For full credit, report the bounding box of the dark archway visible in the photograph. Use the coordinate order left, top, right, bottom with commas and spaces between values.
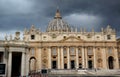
88, 60, 93, 69
108, 56, 114, 69
12, 52, 22, 77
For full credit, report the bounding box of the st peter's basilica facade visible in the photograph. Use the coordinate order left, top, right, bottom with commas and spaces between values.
0, 9, 120, 77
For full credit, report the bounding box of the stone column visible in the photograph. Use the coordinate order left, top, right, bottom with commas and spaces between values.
93, 47, 96, 68
21, 52, 25, 76
85, 47, 88, 68
76, 47, 79, 69
114, 47, 119, 69
102, 47, 107, 69
48, 47, 51, 69
67, 47, 70, 69
58, 47, 60, 69
8, 52, 12, 77
3, 51, 7, 77
61, 47, 64, 69
26, 49, 30, 76
82, 47, 85, 68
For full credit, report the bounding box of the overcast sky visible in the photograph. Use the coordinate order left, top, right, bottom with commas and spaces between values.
0, 0, 120, 39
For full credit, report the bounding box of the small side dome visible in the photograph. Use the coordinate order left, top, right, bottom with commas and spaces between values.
46, 9, 71, 32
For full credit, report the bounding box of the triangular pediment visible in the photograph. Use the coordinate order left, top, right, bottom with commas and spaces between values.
59, 36, 84, 42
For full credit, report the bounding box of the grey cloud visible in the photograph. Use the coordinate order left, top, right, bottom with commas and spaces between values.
0, 0, 120, 37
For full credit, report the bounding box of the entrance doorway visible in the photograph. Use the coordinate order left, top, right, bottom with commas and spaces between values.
79, 63, 82, 69
12, 52, 22, 77
88, 60, 93, 69
52, 61, 57, 69
64, 63, 67, 69
108, 56, 114, 69
71, 60, 75, 69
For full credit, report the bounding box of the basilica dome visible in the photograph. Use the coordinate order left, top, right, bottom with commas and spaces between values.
46, 9, 71, 32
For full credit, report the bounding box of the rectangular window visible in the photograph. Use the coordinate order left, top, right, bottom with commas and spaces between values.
63, 48, 67, 56
31, 48, 35, 55
108, 48, 112, 54
31, 35, 35, 40
107, 35, 111, 40
87, 48, 93, 55
70, 47, 75, 55
78, 48, 81, 55
52, 47, 57, 56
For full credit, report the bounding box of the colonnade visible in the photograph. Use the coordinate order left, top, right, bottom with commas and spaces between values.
8, 51, 26, 77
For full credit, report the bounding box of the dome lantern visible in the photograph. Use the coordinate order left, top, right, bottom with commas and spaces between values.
54, 9, 62, 19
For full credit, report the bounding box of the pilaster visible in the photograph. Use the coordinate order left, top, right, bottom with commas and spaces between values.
76, 47, 79, 69
82, 47, 85, 68
67, 47, 70, 69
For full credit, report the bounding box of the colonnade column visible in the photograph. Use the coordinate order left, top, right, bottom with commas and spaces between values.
67, 47, 70, 69
114, 47, 119, 69
61, 47, 64, 69
76, 47, 79, 69
21, 52, 25, 76
48, 47, 51, 69
82, 47, 85, 68
4, 48, 8, 77
26, 49, 30, 76
58, 47, 60, 69
93, 47, 96, 68
8, 52, 12, 77
102, 47, 107, 69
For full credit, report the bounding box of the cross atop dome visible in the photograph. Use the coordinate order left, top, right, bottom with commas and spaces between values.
54, 8, 62, 19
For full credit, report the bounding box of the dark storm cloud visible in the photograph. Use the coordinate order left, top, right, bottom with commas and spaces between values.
0, 0, 120, 38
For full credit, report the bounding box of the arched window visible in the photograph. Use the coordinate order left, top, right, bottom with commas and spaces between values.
29, 57, 36, 71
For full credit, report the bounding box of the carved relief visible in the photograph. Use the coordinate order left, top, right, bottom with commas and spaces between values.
41, 48, 48, 68
96, 48, 103, 68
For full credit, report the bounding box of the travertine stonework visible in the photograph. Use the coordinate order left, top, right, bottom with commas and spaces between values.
0, 9, 120, 76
